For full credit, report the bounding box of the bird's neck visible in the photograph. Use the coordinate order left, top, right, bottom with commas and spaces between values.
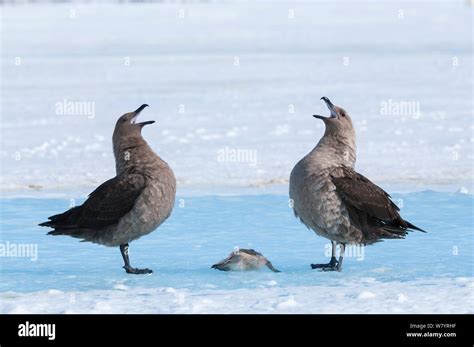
113, 136, 165, 176
311, 132, 357, 168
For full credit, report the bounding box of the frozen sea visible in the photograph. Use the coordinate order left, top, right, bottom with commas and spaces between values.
1, 191, 473, 313
0, 1, 473, 313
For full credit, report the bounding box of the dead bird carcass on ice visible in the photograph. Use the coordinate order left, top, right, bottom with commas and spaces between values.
212, 248, 280, 272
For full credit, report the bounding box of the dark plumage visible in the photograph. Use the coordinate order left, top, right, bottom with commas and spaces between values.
39, 174, 147, 237
39, 104, 176, 275
331, 166, 425, 244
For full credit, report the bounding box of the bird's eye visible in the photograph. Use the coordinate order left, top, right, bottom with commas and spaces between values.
122, 118, 128, 123
341, 113, 346, 117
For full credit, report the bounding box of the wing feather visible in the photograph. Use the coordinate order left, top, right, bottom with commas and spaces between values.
331, 167, 425, 241
40, 174, 147, 230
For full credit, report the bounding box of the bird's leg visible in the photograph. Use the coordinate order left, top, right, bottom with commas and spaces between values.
335, 243, 345, 272
311, 241, 339, 270
336, 243, 346, 272
119, 243, 153, 275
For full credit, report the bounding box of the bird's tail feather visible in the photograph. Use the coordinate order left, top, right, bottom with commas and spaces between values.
378, 227, 407, 238
47, 228, 96, 241
47, 229, 78, 236
211, 263, 230, 271
375, 219, 425, 240
405, 220, 426, 232
39, 206, 88, 239
38, 206, 81, 229
265, 261, 281, 273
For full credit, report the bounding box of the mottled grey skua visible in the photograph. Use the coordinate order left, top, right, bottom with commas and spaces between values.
40, 104, 176, 274
289, 97, 425, 272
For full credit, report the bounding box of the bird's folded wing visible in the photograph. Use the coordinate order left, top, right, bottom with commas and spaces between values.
330, 167, 400, 222
74, 173, 147, 229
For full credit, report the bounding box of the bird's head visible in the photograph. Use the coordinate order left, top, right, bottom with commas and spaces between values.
313, 96, 354, 132
113, 104, 155, 141
312, 97, 357, 166
313, 97, 355, 137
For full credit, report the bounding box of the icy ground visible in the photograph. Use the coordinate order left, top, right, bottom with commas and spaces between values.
0, 2, 473, 313
4, 278, 473, 314
0, 2, 473, 192
1, 191, 473, 313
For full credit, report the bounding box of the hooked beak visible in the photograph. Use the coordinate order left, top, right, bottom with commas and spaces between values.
313, 97, 338, 120
131, 104, 155, 127
134, 104, 149, 114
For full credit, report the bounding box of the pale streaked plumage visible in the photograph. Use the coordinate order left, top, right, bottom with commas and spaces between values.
289, 97, 425, 272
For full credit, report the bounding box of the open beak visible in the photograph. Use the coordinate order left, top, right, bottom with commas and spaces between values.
131, 104, 155, 126
313, 97, 338, 120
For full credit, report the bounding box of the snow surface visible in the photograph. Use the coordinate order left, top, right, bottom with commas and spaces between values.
0, 2, 473, 314
3, 277, 473, 314
0, 1, 472, 193
1, 192, 473, 313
